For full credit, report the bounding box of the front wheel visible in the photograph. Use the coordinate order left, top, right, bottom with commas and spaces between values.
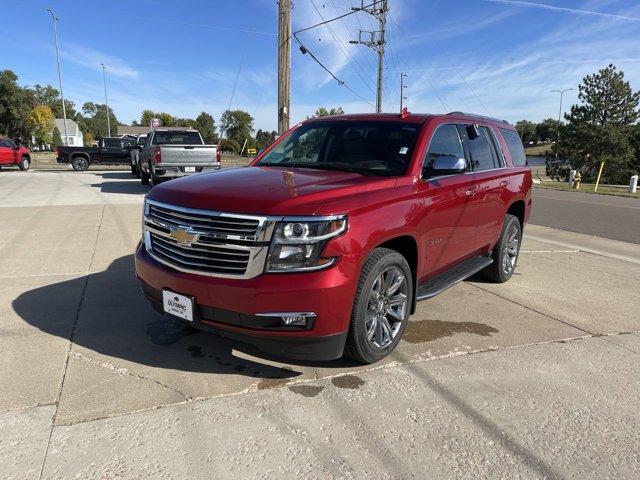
481, 214, 522, 283
71, 156, 89, 171
345, 248, 413, 364
18, 156, 30, 171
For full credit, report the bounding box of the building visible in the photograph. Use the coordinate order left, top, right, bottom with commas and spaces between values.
117, 125, 194, 137
54, 119, 84, 147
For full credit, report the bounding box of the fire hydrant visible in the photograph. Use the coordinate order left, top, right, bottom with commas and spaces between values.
572, 171, 582, 190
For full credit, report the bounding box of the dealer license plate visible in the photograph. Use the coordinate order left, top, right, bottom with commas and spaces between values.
184, 166, 196, 172
162, 290, 194, 321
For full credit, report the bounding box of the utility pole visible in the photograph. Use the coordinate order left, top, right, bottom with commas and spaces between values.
551, 88, 573, 158
400, 72, 407, 112
350, 0, 388, 113
46, 8, 69, 146
101, 64, 111, 137
277, 0, 291, 135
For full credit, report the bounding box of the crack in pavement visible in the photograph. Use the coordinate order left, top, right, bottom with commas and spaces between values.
37, 204, 105, 480
69, 351, 192, 402
469, 283, 640, 358
48, 331, 638, 428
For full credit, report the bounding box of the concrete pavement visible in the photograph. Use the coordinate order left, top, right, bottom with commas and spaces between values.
1, 169, 639, 479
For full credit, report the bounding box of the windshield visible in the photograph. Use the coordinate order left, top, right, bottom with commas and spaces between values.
137, 136, 147, 145
153, 131, 202, 145
257, 121, 421, 176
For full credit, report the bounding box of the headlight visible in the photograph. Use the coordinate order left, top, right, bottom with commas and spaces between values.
266, 216, 347, 272
142, 197, 152, 252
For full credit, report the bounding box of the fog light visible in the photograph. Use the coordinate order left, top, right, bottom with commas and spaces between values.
256, 312, 316, 329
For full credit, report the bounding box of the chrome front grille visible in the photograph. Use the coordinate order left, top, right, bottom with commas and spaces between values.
143, 199, 278, 278
148, 202, 260, 239
150, 233, 251, 275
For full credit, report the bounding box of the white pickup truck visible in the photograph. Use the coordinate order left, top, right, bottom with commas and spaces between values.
139, 129, 221, 186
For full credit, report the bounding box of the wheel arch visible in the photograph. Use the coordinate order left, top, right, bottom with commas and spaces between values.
506, 199, 526, 229
374, 235, 419, 314
70, 152, 90, 161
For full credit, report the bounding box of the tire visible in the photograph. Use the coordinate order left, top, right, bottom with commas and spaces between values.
344, 248, 413, 364
71, 156, 89, 171
18, 156, 30, 171
481, 214, 522, 283
140, 165, 150, 185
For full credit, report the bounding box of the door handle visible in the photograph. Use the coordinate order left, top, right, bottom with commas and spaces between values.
499, 180, 508, 187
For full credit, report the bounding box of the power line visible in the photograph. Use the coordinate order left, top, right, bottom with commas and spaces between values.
293, 33, 375, 107
309, 0, 376, 95
293, 1, 378, 35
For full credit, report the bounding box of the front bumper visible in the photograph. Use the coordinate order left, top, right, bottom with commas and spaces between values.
135, 243, 359, 361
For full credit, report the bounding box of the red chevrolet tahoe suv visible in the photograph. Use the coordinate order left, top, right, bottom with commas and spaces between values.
135, 112, 532, 364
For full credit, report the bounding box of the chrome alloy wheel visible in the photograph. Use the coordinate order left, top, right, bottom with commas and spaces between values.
502, 222, 520, 275
365, 266, 408, 349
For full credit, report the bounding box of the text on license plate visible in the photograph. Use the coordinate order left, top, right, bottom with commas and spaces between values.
162, 290, 194, 321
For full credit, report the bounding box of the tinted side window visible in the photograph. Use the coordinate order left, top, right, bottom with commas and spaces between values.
460, 125, 497, 171
103, 138, 121, 148
423, 124, 464, 174
499, 128, 527, 166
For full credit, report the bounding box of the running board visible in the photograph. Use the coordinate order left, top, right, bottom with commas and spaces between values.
416, 255, 493, 301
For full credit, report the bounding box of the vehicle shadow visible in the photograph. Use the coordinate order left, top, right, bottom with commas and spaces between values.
90, 171, 150, 195
12, 255, 314, 380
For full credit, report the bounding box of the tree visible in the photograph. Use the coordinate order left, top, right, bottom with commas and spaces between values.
52, 127, 63, 148
220, 110, 254, 145
195, 112, 217, 143
219, 138, 241, 154
0, 70, 35, 139
535, 118, 557, 143
83, 131, 94, 147
314, 107, 344, 117
514, 120, 537, 144
28, 105, 55, 146
32, 84, 77, 119
79, 102, 118, 138
559, 65, 640, 183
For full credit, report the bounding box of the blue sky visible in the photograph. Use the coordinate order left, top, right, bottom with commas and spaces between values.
2, 0, 639, 131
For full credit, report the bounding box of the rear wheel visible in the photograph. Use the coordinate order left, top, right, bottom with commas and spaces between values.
345, 248, 413, 364
140, 164, 150, 185
71, 156, 89, 171
481, 214, 521, 283
18, 156, 30, 171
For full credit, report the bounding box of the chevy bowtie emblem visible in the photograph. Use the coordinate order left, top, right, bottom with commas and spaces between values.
169, 227, 198, 245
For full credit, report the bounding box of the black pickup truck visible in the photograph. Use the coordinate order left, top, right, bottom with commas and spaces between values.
56, 137, 136, 171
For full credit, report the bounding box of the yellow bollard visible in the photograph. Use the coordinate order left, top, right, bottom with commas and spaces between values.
594, 161, 605, 192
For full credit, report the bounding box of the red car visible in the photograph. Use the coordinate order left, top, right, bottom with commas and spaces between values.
135, 112, 532, 364
0, 138, 31, 170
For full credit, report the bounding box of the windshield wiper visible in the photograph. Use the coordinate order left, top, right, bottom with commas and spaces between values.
258, 162, 384, 176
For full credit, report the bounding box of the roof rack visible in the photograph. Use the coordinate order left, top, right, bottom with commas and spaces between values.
447, 111, 510, 125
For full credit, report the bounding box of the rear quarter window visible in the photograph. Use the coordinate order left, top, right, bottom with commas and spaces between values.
499, 128, 527, 166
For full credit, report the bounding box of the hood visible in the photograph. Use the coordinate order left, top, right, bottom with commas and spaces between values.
148, 166, 397, 216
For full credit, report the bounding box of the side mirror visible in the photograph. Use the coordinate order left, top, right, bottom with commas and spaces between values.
424, 156, 467, 178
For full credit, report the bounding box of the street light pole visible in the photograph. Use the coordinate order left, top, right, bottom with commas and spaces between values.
101, 64, 111, 137
551, 88, 573, 157
400, 72, 407, 112
46, 8, 69, 146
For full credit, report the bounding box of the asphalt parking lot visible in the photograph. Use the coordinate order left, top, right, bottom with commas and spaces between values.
1, 170, 639, 479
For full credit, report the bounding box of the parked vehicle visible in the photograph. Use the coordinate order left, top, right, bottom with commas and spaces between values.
129, 135, 147, 177
0, 138, 31, 171
138, 129, 221, 186
135, 112, 532, 364
56, 137, 136, 171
